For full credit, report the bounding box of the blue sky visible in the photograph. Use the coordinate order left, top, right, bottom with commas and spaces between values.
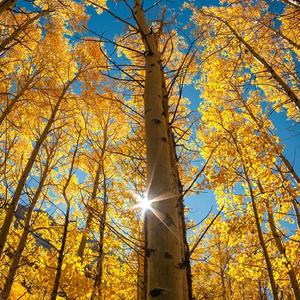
85, 0, 300, 224
18, 0, 299, 224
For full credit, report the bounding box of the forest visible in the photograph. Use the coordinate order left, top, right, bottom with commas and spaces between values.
0, 0, 299, 299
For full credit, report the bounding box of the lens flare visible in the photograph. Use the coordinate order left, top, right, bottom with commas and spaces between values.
137, 196, 151, 212
131, 194, 151, 212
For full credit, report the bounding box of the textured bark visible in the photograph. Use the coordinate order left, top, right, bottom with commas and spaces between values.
2, 160, 50, 299
134, 1, 188, 299
161, 72, 192, 300
0, 81, 73, 256
137, 226, 146, 300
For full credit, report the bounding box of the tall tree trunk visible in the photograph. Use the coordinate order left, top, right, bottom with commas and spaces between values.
51, 201, 70, 300
1, 160, 50, 299
90, 173, 108, 300
160, 65, 192, 299
78, 117, 108, 258
0, 79, 75, 256
134, 1, 188, 299
137, 225, 146, 300
77, 163, 102, 258
257, 182, 300, 299
267, 208, 300, 299
244, 175, 279, 300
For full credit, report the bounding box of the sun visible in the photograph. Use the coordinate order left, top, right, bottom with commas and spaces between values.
137, 196, 152, 212
131, 193, 152, 213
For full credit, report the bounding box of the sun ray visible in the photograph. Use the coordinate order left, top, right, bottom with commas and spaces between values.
130, 190, 180, 241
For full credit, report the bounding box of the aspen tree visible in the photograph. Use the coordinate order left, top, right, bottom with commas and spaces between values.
134, 1, 189, 299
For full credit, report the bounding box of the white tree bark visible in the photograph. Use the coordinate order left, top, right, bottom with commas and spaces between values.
134, 1, 188, 299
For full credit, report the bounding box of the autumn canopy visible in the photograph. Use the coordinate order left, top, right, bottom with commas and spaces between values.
0, 0, 299, 299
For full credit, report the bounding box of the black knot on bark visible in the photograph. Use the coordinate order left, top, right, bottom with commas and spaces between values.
151, 118, 161, 125
145, 248, 156, 257
149, 288, 164, 298
164, 251, 173, 259
164, 214, 175, 227
145, 50, 153, 56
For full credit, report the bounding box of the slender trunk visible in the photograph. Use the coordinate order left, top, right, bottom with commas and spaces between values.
279, 154, 300, 184
267, 208, 300, 299
77, 163, 102, 257
51, 202, 70, 300
0, 0, 16, 15
2, 161, 50, 299
0, 10, 50, 52
291, 199, 300, 229
78, 119, 108, 258
275, 165, 300, 229
90, 175, 108, 300
245, 176, 279, 300
215, 14, 300, 110
51, 133, 80, 300
257, 181, 300, 299
258, 281, 262, 300
268, 24, 300, 51
137, 226, 146, 300
134, 1, 187, 299
0, 79, 74, 256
